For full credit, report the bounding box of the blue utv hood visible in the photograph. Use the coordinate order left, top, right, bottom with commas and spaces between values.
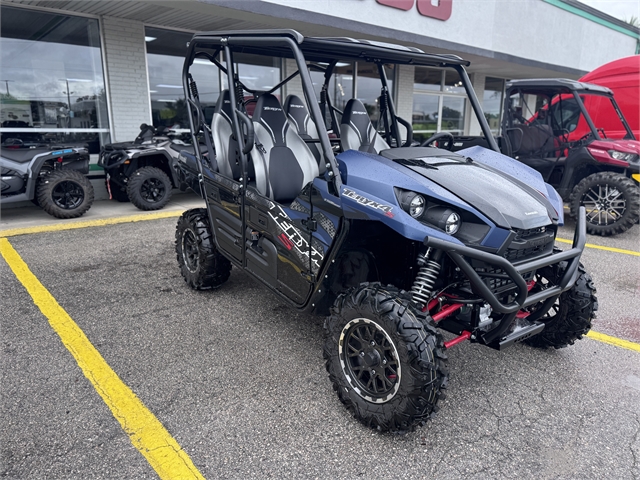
336, 146, 563, 235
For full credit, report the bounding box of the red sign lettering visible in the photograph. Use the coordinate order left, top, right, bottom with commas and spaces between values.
416, 0, 452, 21
376, 0, 452, 21
376, 0, 414, 11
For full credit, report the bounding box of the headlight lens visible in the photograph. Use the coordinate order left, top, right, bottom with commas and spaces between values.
423, 206, 461, 235
409, 195, 425, 218
394, 188, 489, 242
398, 191, 426, 218
445, 211, 461, 235
608, 150, 638, 163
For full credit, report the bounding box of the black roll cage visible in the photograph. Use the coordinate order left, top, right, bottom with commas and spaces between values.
503, 83, 636, 143
181, 29, 500, 199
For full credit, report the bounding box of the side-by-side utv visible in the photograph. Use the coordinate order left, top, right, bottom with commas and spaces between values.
172, 30, 596, 433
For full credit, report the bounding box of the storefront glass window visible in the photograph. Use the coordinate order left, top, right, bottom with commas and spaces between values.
483, 77, 504, 134
310, 63, 354, 113
412, 66, 468, 141
443, 70, 466, 94
441, 96, 466, 134
412, 93, 439, 135
414, 67, 442, 92
232, 53, 282, 115
0, 6, 110, 152
357, 63, 395, 127
235, 53, 281, 94
146, 27, 220, 130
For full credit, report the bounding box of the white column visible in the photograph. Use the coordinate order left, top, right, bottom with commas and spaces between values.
283, 58, 305, 100
467, 72, 486, 136
395, 64, 415, 141
101, 16, 151, 142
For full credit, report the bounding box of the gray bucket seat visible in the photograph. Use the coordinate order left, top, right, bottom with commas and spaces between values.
252, 94, 319, 203
340, 98, 389, 153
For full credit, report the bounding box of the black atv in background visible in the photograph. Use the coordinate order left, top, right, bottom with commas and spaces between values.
1, 141, 94, 218
99, 124, 201, 211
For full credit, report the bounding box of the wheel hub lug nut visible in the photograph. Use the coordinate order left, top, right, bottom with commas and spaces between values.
370, 341, 375, 346
371, 370, 376, 375
360, 352, 365, 357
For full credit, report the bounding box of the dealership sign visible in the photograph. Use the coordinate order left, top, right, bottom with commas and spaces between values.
376, 0, 452, 21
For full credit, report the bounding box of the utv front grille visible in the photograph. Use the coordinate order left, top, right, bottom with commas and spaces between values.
468, 264, 534, 296
504, 225, 556, 263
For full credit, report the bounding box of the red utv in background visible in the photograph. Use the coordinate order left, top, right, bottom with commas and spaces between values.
500, 79, 639, 236
579, 55, 639, 140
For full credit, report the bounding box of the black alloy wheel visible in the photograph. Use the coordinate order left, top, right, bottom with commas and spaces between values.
340, 318, 401, 403
181, 227, 200, 273
52, 180, 85, 210
127, 166, 172, 211
139, 177, 166, 204
570, 172, 640, 236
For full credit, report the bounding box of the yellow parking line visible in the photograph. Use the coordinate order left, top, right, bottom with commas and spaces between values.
0, 210, 185, 238
556, 237, 640, 257
587, 331, 640, 353
0, 238, 204, 480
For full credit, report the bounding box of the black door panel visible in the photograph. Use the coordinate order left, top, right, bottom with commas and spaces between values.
204, 176, 242, 262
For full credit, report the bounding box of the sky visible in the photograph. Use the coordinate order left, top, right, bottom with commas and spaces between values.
578, 0, 640, 23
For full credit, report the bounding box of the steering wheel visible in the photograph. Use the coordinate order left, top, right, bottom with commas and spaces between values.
420, 132, 455, 150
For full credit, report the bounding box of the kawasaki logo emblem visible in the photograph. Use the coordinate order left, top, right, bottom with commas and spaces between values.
343, 188, 394, 217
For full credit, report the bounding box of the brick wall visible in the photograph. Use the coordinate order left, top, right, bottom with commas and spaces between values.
101, 16, 151, 142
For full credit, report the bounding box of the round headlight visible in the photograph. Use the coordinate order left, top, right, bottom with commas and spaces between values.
409, 195, 425, 218
445, 212, 461, 235
423, 206, 463, 235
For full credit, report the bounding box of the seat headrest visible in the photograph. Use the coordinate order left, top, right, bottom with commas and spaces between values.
341, 98, 372, 131
214, 90, 233, 123
284, 95, 310, 135
253, 94, 287, 145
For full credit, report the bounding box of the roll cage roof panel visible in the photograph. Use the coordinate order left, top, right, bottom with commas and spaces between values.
188, 29, 470, 67
182, 28, 500, 192
506, 78, 613, 97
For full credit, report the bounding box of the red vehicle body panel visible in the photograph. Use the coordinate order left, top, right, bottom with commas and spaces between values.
578, 55, 640, 140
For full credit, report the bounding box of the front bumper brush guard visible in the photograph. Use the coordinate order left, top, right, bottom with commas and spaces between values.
97, 148, 134, 170
424, 207, 586, 346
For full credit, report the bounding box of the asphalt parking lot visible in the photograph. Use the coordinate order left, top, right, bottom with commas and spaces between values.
1, 196, 639, 479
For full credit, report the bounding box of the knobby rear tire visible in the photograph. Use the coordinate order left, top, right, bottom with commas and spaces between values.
127, 166, 172, 211
36, 169, 94, 219
175, 208, 231, 290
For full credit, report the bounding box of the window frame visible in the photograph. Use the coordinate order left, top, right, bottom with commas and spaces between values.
0, 5, 113, 147
412, 67, 468, 137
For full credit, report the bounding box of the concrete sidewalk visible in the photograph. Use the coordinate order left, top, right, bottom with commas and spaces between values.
0, 191, 205, 233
